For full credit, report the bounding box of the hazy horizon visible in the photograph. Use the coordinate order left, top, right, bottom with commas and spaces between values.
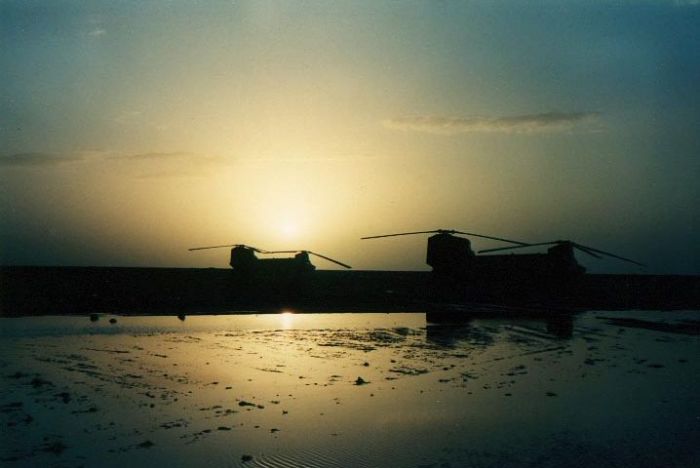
1, 1, 699, 275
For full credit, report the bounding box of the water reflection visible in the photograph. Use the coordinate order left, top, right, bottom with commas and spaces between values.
426, 315, 574, 347
1, 311, 698, 467
545, 315, 574, 338
278, 311, 295, 330
425, 322, 494, 347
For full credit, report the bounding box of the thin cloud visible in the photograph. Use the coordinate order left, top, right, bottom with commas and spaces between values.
0, 152, 83, 167
134, 167, 219, 179
113, 151, 229, 166
108, 151, 231, 178
88, 28, 107, 37
383, 112, 601, 135
110, 151, 195, 161
0, 150, 228, 178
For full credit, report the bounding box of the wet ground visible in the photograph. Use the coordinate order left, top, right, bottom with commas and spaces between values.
1, 311, 698, 467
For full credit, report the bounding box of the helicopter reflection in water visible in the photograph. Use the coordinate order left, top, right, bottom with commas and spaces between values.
426, 314, 575, 348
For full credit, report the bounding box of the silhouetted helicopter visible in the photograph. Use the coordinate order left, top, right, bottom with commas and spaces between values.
361, 229, 529, 277
361, 230, 643, 280
188, 243, 351, 273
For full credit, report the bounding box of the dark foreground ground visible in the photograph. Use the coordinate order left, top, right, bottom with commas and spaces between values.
1, 266, 699, 316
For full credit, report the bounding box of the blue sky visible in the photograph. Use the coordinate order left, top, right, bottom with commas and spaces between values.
1, 0, 698, 274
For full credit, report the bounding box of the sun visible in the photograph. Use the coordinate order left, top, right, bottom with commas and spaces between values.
280, 222, 299, 238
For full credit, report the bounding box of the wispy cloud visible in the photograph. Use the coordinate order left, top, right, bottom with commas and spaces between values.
0, 150, 230, 179
85, 15, 107, 38
134, 167, 218, 179
109, 151, 231, 178
109, 151, 195, 161
113, 151, 228, 166
0, 152, 83, 167
383, 112, 601, 135
88, 28, 107, 37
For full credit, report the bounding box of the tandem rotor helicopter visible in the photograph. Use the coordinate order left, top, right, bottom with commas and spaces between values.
360, 229, 644, 279
188, 243, 351, 274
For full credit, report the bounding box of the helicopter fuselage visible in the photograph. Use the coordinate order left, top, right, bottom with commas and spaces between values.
229, 246, 315, 275
426, 233, 585, 281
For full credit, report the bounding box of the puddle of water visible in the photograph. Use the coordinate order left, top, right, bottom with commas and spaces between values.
1, 311, 698, 467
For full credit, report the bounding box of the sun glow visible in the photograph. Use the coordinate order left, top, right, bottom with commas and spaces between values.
279, 311, 295, 329
280, 222, 299, 238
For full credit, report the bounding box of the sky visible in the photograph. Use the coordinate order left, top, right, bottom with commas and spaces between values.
1, 0, 699, 274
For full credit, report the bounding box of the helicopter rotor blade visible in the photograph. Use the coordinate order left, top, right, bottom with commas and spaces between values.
307, 251, 352, 269
362, 229, 527, 246
188, 244, 239, 251
573, 243, 645, 266
361, 230, 448, 240
479, 241, 556, 254
188, 244, 263, 252
569, 243, 603, 259
451, 231, 529, 246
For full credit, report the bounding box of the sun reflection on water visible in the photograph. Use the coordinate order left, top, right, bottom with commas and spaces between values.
279, 310, 295, 329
